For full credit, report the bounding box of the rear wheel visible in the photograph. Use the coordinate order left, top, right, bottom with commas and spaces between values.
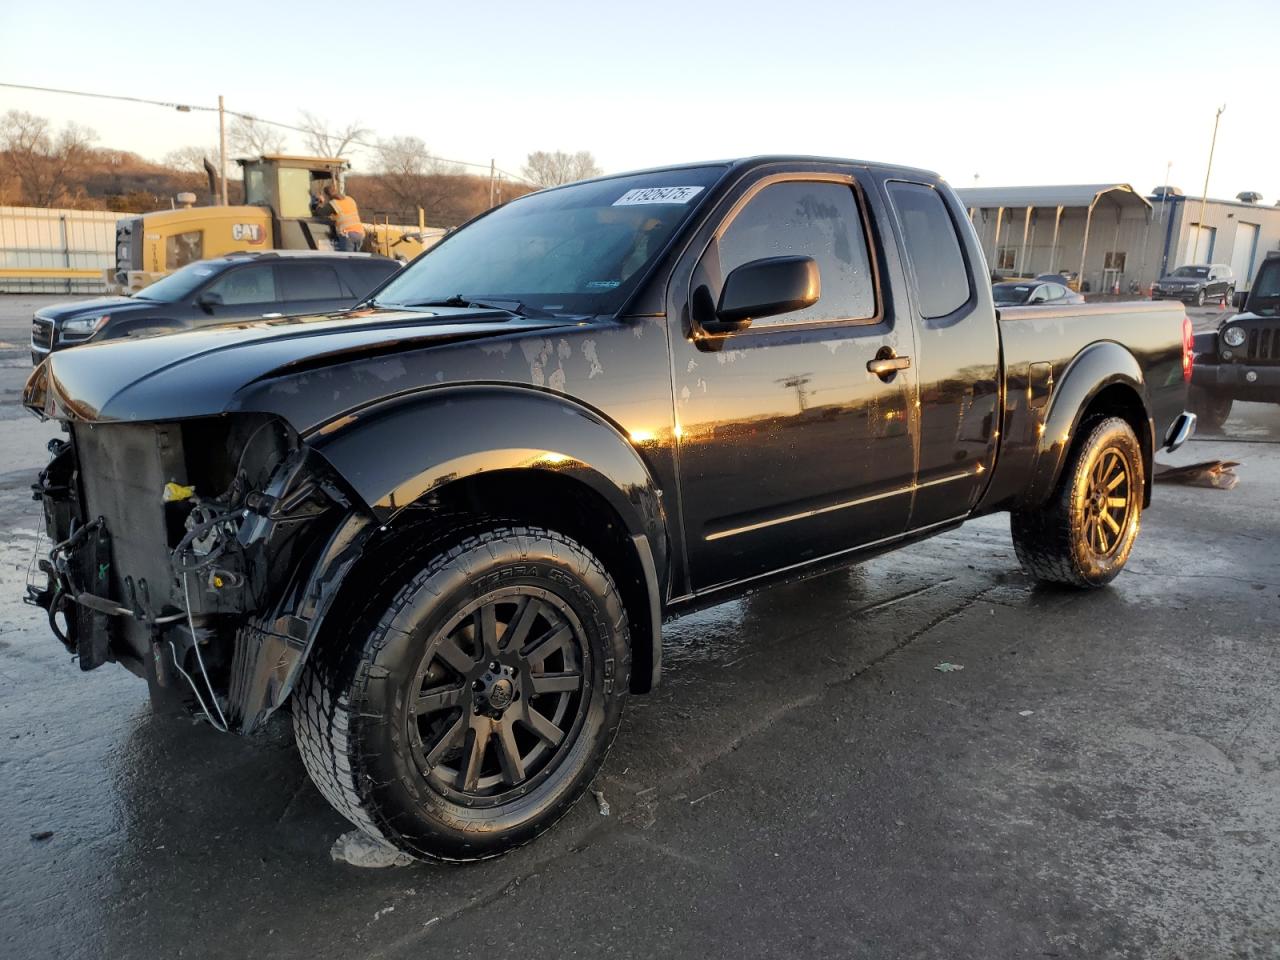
1010, 417, 1144, 588
293, 525, 630, 861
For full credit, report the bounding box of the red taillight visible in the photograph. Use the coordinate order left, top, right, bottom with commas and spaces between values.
1182, 314, 1194, 382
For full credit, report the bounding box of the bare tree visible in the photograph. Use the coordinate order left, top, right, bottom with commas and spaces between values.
0, 110, 97, 207
228, 115, 287, 157
163, 145, 219, 173
298, 111, 369, 159
373, 136, 466, 220
521, 150, 602, 187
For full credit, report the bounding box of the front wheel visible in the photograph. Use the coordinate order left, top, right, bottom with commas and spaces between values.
293, 526, 630, 862
1195, 289, 1206, 307
1190, 385, 1233, 432
1010, 417, 1144, 588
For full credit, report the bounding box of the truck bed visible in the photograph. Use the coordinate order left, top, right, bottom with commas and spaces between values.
978, 300, 1188, 513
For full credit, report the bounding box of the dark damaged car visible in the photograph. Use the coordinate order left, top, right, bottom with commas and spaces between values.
23, 157, 1195, 862
30, 251, 400, 363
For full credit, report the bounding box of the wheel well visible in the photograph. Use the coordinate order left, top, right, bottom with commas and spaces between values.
1075, 383, 1153, 506
364, 470, 660, 695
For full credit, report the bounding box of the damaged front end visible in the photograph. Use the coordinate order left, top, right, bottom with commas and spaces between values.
26, 412, 373, 734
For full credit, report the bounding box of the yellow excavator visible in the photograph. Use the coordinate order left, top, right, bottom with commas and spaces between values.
105, 155, 444, 292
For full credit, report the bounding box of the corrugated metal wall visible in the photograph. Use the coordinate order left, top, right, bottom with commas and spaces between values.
0, 206, 117, 293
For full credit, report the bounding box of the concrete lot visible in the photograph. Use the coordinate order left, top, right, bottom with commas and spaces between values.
1, 295, 1277, 959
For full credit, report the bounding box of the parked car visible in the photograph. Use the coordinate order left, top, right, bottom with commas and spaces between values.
992, 279, 1085, 306
1152, 263, 1235, 307
30, 251, 400, 363
23, 156, 1194, 863
1037, 271, 1079, 287
1189, 251, 1280, 429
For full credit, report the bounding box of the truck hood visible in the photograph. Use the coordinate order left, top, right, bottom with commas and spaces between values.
25, 306, 580, 425
34, 295, 149, 322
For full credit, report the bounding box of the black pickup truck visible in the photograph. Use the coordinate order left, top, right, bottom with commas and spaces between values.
23, 157, 1194, 862
1189, 250, 1280, 430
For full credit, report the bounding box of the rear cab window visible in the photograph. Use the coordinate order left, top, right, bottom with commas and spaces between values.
886, 181, 972, 319
344, 259, 401, 298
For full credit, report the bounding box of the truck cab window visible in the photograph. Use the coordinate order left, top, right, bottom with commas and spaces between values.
280, 263, 343, 301
709, 180, 876, 326
887, 181, 971, 319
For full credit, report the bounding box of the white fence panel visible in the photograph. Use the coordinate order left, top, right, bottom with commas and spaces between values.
0, 206, 119, 293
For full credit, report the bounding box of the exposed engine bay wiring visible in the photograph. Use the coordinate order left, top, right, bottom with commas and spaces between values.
177, 571, 229, 733
170, 505, 249, 574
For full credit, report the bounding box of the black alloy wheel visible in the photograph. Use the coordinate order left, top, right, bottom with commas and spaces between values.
408, 588, 590, 804
293, 525, 631, 862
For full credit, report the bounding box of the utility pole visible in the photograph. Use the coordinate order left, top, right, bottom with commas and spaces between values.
775, 374, 813, 414
1191, 105, 1225, 263
218, 94, 229, 206
489, 158, 496, 208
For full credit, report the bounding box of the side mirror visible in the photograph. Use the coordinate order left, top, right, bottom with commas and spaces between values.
1232, 290, 1247, 309
197, 291, 223, 311
704, 255, 821, 334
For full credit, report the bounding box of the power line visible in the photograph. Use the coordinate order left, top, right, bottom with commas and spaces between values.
0, 81, 210, 114
0, 80, 536, 185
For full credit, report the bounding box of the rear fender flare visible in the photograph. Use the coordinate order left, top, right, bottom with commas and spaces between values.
1021, 341, 1152, 507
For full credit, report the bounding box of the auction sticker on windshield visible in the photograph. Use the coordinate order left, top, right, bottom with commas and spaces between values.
613, 186, 705, 205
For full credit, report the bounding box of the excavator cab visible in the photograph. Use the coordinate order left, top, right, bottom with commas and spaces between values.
238, 155, 350, 251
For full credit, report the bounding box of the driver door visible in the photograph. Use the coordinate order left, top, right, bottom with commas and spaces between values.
667, 170, 918, 593
194, 263, 282, 326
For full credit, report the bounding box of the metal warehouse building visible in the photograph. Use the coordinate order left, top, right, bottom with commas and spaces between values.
955, 184, 1280, 294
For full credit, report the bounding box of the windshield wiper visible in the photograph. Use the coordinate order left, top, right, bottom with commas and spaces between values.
392, 295, 554, 318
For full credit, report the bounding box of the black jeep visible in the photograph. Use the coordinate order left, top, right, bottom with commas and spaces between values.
1190, 251, 1280, 430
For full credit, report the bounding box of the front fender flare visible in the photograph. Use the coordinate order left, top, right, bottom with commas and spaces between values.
1021, 341, 1151, 508
305, 384, 670, 691
306, 385, 667, 553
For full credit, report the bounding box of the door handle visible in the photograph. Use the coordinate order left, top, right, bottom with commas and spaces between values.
866, 353, 911, 381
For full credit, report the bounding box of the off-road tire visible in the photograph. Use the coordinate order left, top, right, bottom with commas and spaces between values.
292, 525, 630, 862
1010, 417, 1144, 588
1189, 385, 1233, 433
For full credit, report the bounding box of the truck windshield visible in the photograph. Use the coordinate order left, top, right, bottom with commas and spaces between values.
374, 166, 726, 315
1249, 261, 1280, 315
133, 261, 222, 302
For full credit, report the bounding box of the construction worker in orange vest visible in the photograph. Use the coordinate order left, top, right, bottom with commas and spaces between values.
317, 183, 366, 252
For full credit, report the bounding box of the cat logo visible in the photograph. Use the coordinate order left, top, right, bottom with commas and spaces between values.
232, 223, 265, 244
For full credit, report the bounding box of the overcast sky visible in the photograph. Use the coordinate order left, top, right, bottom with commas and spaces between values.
3, 0, 1277, 201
